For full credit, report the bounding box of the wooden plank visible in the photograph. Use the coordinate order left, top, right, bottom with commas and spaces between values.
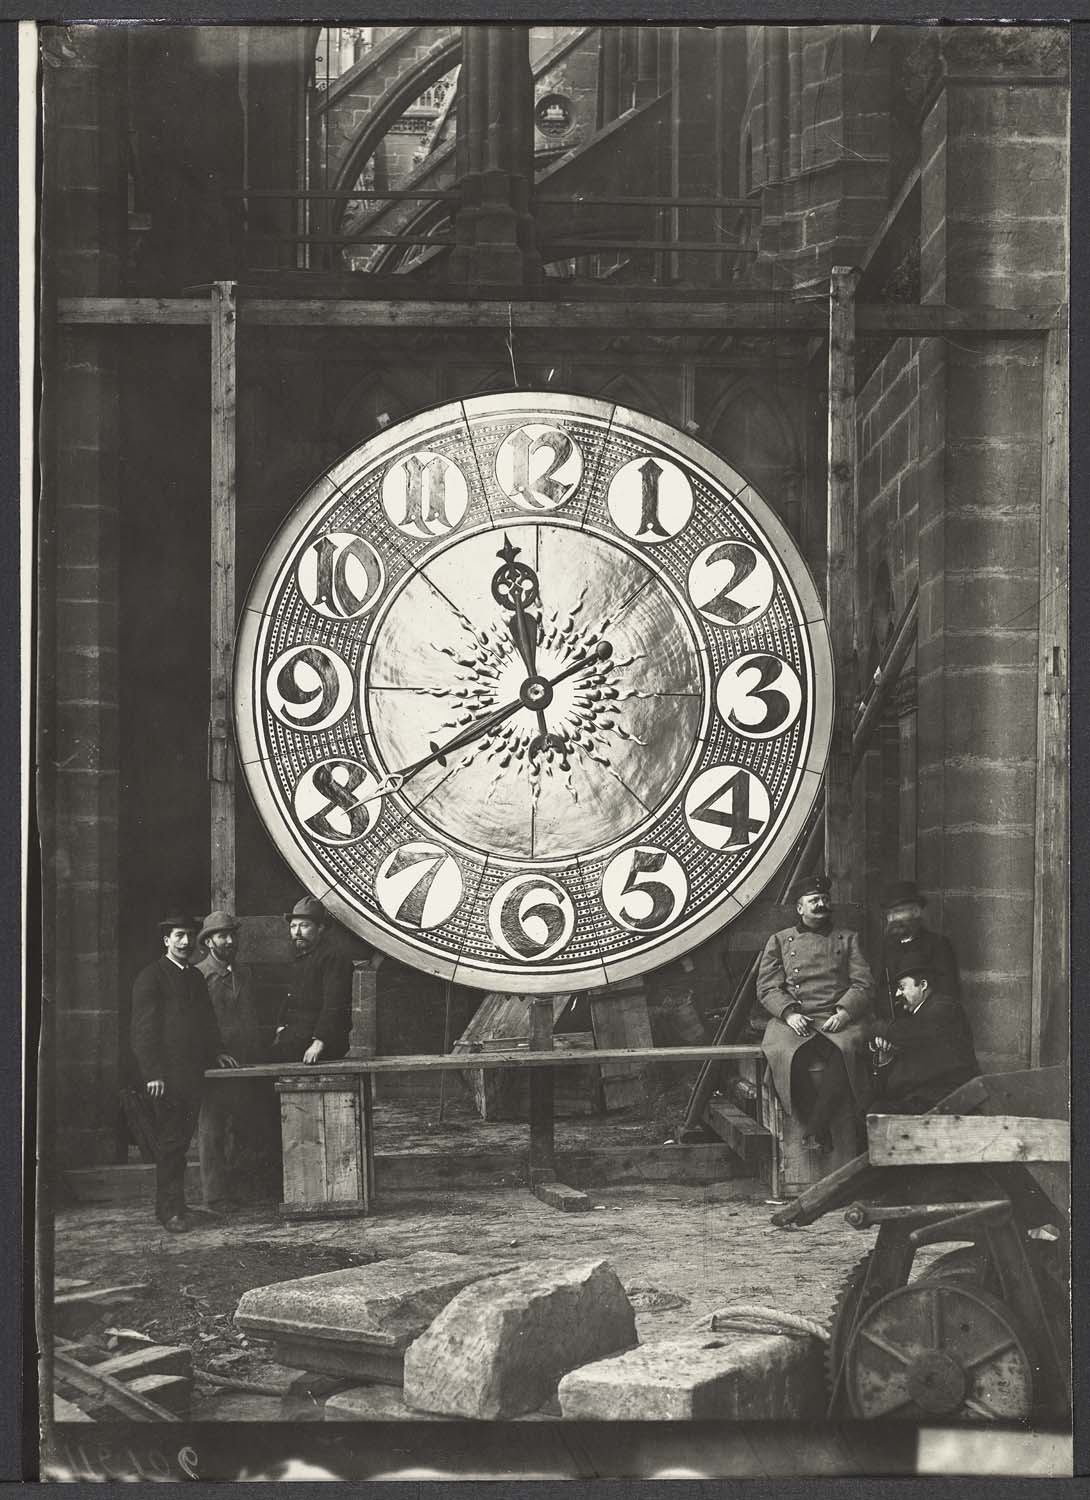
207, 1044, 765, 1078
590, 991, 653, 1109
826, 267, 860, 908
322, 1089, 361, 1202
858, 165, 920, 279
53, 1394, 93, 1422
94, 1346, 191, 1381
57, 296, 1061, 334
55, 1282, 149, 1307
528, 997, 555, 1175
54, 1352, 180, 1423
209, 281, 237, 912
867, 1113, 1069, 1166
1031, 316, 1069, 1068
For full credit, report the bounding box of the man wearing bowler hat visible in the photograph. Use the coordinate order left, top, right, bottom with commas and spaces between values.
197, 910, 276, 1210
273, 896, 356, 1063
870, 958, 979, 1113
757, 874, 875, 1153
130, 915, 237, 1231
879, 879, 961, 1018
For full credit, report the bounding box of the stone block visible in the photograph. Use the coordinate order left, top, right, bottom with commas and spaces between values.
235, 1251, 516, 1386
531, 1179, 593, 1212
403, 1259, 637, 1420
557, 1330, 826, 1420
324, 1385, 457, 1421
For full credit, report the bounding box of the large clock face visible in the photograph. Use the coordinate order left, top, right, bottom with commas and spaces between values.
235, 393, 832, 992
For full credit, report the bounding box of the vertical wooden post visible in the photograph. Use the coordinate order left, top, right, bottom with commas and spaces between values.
210, 280, 237, 912
527, 996, 555, 1180
1030, 316, 1069, 1067
826, 267, 859, 907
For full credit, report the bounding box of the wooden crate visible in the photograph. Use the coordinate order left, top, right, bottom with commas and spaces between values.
760, 1057, 857, 1197
276, 1075, 374, 1219
590, 986, 653, 1109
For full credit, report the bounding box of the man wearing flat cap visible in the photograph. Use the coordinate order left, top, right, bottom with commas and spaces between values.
869, 959, 979, 1113
273, 896, 356, 1063
196, 911, 275, 1210
130, 915, 237, 1231
879, 879, 961, 1019
757, 874, 875, 1153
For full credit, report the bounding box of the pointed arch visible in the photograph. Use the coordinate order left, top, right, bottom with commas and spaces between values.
585, 372, 669, 421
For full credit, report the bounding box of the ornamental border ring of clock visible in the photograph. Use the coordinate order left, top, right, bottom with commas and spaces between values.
355, 513, 714, 872
233, 392, 834, 993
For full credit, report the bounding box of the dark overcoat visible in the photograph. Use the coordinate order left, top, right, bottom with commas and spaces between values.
871, 992, 979, 1113
881, 927, 961, 1017
130, 956, 224, 1099
758, 923, 875, 1115
274, 933, 353, 1061
197, 953, 264, 1063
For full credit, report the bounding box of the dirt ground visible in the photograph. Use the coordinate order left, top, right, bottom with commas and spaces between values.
47, 1084, 885, 1421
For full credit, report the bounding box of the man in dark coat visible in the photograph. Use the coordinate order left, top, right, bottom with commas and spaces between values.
758, 873, 875, 1153
273, 897, 354, 1063
196, 909, 278, 1210
130, 915, 237, 1231
879, 879, 961, 1018
870, 959, 980, 1113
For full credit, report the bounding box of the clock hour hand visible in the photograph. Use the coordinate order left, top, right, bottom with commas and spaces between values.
491, 533, 541, 680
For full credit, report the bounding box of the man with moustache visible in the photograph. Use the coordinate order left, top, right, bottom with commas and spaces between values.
757, 874, 875, 1153
130, 915, 237, 1231
196, 910, 277, 1210
273, 896, 355, 1063
870, 959, 979, 1113
879, 879, 961, 1018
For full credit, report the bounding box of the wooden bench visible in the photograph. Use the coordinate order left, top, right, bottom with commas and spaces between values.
206, 1045, 765, 1219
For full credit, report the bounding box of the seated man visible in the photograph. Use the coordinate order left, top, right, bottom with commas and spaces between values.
758, 874, 875, 1153
879, 879, 961, 1016
870, 960, 980, 1114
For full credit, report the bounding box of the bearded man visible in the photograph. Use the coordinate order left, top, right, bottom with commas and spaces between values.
273, 896, 354, 1063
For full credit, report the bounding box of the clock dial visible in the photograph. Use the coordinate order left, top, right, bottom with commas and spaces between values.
235, 393, 832, 992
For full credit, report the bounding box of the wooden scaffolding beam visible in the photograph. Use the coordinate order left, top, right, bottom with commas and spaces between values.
209, 281, 237, 912
825, 267, 859, 905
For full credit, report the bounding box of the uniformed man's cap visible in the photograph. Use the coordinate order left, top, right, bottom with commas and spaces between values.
158, 913, 200, 934
790, 873, 831, 904
284, 896, 328, 925
199, 909, 241, 945
892, 957, 933, 984
881, 879, 926, 911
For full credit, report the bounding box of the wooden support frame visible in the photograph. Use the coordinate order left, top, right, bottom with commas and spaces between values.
825, 267, 859, 904
209, 281, 237, 912
1031, 313, 1069, 1068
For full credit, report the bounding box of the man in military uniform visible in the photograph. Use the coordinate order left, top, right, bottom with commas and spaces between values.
758, 874, 875, 1152
196, 910, 278, 1209
130, 915, 236, 1231
879, 879, 961, 1018
273, 896, 355, 1063
870, 959, 979, 1113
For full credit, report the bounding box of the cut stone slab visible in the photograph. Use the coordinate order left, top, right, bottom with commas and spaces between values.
403, 1258, 637, 1420
235, 1251, 516, 1386
557, 1330, 826, 1420
324, 1385, 559, 1421
531, 1179, 594, 1212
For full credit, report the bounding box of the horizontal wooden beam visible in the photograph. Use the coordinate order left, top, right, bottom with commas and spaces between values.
56, 296, 1063, 335
206, 1043, 763, 1079
867, 1112, 1070, 1166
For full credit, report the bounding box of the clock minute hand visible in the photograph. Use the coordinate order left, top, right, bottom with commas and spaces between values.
368, 640, 613, 801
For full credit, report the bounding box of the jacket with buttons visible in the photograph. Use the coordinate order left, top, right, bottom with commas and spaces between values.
757, 922, 874, 1022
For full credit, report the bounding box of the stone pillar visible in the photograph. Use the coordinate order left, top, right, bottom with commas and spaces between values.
450, 25, 541, 289
915, 27, 1068, 1070
40, 25, 127, 1163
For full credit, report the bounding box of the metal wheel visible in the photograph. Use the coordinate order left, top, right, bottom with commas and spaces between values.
843, 1282, 1035, 1421
826, 1251, 874, 1396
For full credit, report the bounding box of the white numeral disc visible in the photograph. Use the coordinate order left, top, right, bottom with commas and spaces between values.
375, 842, 463, 930
602, 845, 688, 932
495, 424, 583, 511
687, 541, 775, 628
297, 533, 384, 619
607, 455, 692, 543
684, 764, 771, 851
715, 653, 803, 738
293, 759, 381, 845
266, 644, 354, 732
381, 450, 469, 538
489, 874, 575, 961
